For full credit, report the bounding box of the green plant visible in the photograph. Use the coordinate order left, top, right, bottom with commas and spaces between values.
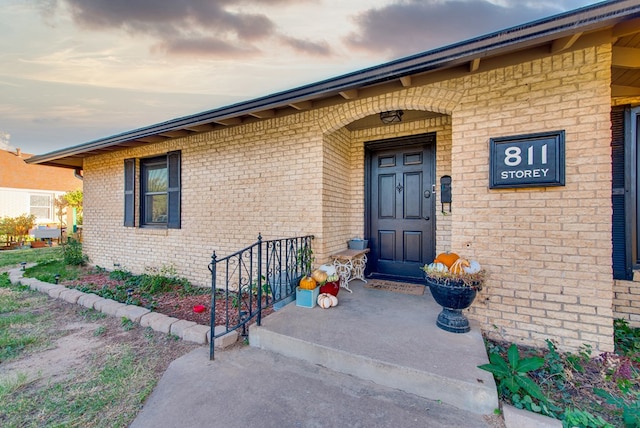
134, 265, 186, 294
109, 268, 134, 281
562, 408, 614, 428
120, 317, 135, 331
595, 389, 640, 428
79, 308, 107, 321
479, 343, 549, 411
615, 319, 640, 358
62, 237, 88, 265
296, 244, 314, 274
94, 326, 107, 336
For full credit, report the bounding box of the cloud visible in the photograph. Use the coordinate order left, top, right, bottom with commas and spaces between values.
280, 36, 331, 56
39, 0, 332, 57
344, 0, 592, 59
152, 37, 260, 57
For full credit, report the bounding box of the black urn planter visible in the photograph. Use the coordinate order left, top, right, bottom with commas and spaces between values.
425, 277, 481, 333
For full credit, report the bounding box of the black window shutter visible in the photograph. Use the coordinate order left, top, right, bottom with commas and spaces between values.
124, 158, 135, 227
167, 151, 181, 229
611, 107, 628, 279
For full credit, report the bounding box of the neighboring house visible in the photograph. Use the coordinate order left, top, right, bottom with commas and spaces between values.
0, 148, 82, 224
27, 1, 640, 353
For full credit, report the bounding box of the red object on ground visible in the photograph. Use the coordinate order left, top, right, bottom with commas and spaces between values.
319, 281, 340, 296
193, 305, 206, 313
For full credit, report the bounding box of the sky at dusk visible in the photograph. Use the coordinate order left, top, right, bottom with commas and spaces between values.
0, 0, 604, 155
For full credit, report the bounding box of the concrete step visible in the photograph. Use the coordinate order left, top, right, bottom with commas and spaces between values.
132, 346, 492, 428
249, 281, 499, 415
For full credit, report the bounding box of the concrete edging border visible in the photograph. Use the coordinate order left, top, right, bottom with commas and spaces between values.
6, 266, 238, 347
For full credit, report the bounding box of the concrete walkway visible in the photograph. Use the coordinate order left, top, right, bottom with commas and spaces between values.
132, 280, 500, 427
131, 345, 493, 428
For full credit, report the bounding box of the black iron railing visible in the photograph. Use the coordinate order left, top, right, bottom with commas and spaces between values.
208, 234, 313, 360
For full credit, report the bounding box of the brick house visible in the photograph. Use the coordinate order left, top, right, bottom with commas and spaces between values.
27, 2, 640, 352
0, 148, 82, 224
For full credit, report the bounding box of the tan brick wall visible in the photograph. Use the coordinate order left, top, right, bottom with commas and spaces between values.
451, 45, 615, 352
83, 41, 616, 352
614, 279, 640, 327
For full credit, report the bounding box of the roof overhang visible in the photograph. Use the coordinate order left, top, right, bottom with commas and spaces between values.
27, 0, 640, 169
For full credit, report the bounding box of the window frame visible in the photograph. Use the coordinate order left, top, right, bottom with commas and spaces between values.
141, 155, 169, 227
124, 151, 181, 229
29, 193, 53, 221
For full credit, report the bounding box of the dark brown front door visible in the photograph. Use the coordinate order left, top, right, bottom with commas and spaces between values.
366, 134, 436, 280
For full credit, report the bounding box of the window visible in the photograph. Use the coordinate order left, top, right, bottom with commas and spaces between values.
612, 106, 640, 280
142, 157, 168, 225
30, 193, 52, 220
124, 151, 181, 228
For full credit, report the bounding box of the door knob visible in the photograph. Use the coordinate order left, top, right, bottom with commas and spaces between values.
423, 216, 430, 221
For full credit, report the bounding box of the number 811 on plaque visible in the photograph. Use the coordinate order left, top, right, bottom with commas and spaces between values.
489, 130, 565, 189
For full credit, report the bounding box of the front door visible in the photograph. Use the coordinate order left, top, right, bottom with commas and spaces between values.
366, 134, 436, 280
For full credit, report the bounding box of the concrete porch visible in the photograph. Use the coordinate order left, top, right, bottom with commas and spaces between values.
249, 279, 499, 415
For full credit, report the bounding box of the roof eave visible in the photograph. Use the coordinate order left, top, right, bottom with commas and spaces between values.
26, 0, 640, 167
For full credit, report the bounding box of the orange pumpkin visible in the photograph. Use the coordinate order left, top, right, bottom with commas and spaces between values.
299, 275, 317, 290
434, 252, 460, 268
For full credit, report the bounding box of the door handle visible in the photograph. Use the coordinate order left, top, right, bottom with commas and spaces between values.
423, 216, 430, 221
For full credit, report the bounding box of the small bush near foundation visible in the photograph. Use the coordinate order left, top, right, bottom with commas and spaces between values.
62, 238, 88, 266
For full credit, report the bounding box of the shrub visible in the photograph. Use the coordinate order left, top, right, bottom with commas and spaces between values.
0, 214, 36, 244
62, 238, 88, 266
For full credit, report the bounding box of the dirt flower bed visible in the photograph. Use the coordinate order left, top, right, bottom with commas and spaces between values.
63, 268, 274, 327
483, 336, 639, 427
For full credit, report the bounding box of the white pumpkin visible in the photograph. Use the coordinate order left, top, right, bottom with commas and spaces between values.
463, 260, 482, 274
328, 294, 338, 307
317, 293, 338, 309
425, 262, 448, 273
318, 264, 337, 276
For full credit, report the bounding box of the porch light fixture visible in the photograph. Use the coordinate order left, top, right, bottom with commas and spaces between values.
379, 110, 403, 124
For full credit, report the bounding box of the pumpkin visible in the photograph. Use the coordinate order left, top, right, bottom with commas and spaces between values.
434, 252, 460, 268
317, 293, 338, 309
319, 280, 340, 296
449, 258, 470, 275
318, 264, 337, 276
299, 275, 317, 290
463, 260, 482, 274
326, 274, 339, 283
425, 262, 448, 273
311, 269, 328, 284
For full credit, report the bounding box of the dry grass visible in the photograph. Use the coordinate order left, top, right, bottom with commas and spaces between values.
0, 273, 198, 428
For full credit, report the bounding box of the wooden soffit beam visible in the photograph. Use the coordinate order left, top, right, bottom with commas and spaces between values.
339, 89, 358, 100
400, 76, 412, 87
249, 109, 275, 119
289, 101, 313, 110
158, 130, 192, 138
613, 18, 640, 38
550, 33, 583, 53
613, 47, 640, 68
612, 85, 640, 97
469, 58, 481, 72
184, 123, 214, 132
213, 117, 242, 126
135, 136, 170, 143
